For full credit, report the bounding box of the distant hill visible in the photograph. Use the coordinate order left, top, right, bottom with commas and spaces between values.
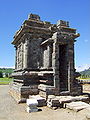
80, 68, 90, 78
0, 68, 14, 74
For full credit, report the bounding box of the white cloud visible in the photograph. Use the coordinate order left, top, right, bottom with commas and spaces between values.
84, 39, 88, 42
0, 66, 15, 69
76, 64, 90, 72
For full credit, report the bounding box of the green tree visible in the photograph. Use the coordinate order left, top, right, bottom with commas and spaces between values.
0, 71, 3, 78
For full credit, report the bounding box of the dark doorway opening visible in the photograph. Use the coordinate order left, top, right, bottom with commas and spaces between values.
59, 44, 68, 91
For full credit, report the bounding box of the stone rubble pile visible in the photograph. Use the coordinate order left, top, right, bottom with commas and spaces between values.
26, 94, 90, 112
47, 95, 89, 109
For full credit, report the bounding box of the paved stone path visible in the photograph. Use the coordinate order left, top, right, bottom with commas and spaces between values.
0, 85, 89, 120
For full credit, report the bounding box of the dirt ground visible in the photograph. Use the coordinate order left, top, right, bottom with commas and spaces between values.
0, 85, 89, 120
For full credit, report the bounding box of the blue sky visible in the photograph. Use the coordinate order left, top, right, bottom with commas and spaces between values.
0, 0, 90, 71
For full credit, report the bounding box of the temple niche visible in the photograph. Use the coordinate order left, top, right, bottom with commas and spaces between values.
10, 13, 82, 103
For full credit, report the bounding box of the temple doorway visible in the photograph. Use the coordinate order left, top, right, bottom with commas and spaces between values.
59, 44, 68, 91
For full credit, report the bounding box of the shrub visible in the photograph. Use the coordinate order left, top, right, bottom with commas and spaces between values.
0, 72, 3, 78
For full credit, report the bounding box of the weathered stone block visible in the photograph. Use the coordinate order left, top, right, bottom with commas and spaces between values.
27, 106, 38, 113
29, 95, 46, 107
26, 99, 38, 113
66, 101, 90, 112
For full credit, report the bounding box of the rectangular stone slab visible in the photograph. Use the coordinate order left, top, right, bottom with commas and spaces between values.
29, 95, 46, 106
66, 101, 90, 112
27, 99, 38, 106
27, 106, 38, 113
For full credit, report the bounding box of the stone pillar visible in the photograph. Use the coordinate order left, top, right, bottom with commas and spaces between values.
21, 42, 23, 69
52, 33, 60, 92
17, 46, 19, 70
19, 44, 22, 69
23, 41, 26, 69
48, 44, 53, 68
43, 46, 49, 68
15, 46, 17, 70
68, 41, 74, 92
24, 38, 29, 68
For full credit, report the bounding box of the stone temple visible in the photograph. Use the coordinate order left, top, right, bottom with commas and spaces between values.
10, 13, 82, 103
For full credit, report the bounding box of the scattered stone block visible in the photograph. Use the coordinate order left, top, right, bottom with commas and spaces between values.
57, 95, 89, 107
47, 97, 60, 108
26, 99, 38, 113
48, 95, 56, 99
29, 95, 46, 107
27, 106, 38, 113
27, 99, 38, 106
47, 95, 90, 109
66, 101, 90, 112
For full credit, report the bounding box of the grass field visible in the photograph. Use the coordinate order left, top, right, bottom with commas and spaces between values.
78, 77, 90, 80
0, 77, 13, 84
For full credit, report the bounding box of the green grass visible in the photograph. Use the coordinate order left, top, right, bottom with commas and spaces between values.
80, 78, 90, 80
0, 77, 13, 84
78, 77, 90, 80
77, 77, 90, 83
